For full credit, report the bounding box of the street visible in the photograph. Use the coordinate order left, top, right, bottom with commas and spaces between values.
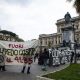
0, 59, 69, 80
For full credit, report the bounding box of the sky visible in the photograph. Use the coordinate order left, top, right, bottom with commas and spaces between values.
0, 0, 78, 41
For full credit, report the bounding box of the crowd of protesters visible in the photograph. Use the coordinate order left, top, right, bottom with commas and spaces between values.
1, 47, 80, 73
37, 48, 80, 69
38, 48, 54, 66
38, 49, 49, 65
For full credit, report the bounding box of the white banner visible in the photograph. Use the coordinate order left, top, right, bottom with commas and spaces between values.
0, 40, 36, 65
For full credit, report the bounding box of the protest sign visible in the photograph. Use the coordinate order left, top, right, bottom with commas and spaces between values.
0, 40, 36, 65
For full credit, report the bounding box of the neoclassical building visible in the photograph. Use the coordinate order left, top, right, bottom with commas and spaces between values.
39, 16, 80, 51
0, 29, 24, 42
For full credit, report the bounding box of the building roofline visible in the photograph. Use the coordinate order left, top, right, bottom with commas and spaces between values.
39, 33, 61, 38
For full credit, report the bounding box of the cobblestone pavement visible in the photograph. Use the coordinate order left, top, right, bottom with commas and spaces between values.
0, 60, 69, 80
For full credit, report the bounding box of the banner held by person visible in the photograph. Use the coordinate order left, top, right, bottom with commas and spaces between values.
0, 40, 37, 65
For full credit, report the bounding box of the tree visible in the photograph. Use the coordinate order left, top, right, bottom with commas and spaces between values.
0, 30, 24, 42
67, 0, 80, 14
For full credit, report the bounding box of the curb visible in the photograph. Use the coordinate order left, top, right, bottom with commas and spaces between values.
36, 64, 69, 80
36, 76, 54, 80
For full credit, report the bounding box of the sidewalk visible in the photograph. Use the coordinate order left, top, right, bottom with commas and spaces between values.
0, 60, 69, 80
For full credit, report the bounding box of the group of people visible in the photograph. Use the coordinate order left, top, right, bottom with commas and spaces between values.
0, 53, 32, 74
38, 48, 79, 68
38, 48, 53, 70
0, 47, 79, 73
21, 48, 78, 72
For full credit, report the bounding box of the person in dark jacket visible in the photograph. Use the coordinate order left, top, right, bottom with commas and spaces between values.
42, 48, 49, 70
38, 51, 44, 65
0, 53, 6, 71
48, 53, 53, 66
70, 51, 74, 63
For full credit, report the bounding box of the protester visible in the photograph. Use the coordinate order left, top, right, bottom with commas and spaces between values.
38, 50, 44, 65
70, 51, 74, 63
21, 59, 32, 74
48, 53, 53, 66
42, 48, 49, 71
34, 53, 38, 62
0, 53, 6, 71
21, 52, 33, 73
58, 50, 63, 65
21, 62, 26, 73
27, 62, 31, 74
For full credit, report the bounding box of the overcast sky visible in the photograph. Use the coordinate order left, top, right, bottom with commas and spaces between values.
0, 0, 78, 41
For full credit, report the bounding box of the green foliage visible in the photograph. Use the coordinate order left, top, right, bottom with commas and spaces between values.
0, 30, 16, 37
67, 0, 80, 14
0, 30, 24, 42
73, 0, 80, 13
43, 64, 80, 80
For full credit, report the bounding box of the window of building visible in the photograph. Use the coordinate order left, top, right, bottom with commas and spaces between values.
53, 39, 54, 45
61, 36, 62, 43
45, 40, 47, 45
40, 41, 42, 45
76, 25, 79, 30
58, 36, 60, 44
59, 39, 60, 44
48, 41, 51, 48
56, 40, 57, 44
0, 35, 3, 40
58, 28, 61, 33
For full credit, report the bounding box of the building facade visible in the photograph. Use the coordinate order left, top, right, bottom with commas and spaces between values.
0, 30, 24, 42
39, 16, 80, 51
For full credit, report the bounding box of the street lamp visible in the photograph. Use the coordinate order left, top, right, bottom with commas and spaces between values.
71, 19, 77, 63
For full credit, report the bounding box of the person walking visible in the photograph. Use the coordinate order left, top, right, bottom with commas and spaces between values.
42, 48, 49, 71
0, 53, 6, 71
21, 62, 26, 73
27, 62, 31, 74
38, 51, 44, 65
48, 53, 53, 66
70, 51, 74, 63
34, 53, 38, 62
21, 53, 27, 73
21, 53, 33, 73
59, 50, 63, 65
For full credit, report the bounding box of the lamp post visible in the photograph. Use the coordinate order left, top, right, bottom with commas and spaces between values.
71, 21, 77, 63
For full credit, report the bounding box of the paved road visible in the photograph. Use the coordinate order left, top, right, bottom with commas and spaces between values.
0, 60, 69, 80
